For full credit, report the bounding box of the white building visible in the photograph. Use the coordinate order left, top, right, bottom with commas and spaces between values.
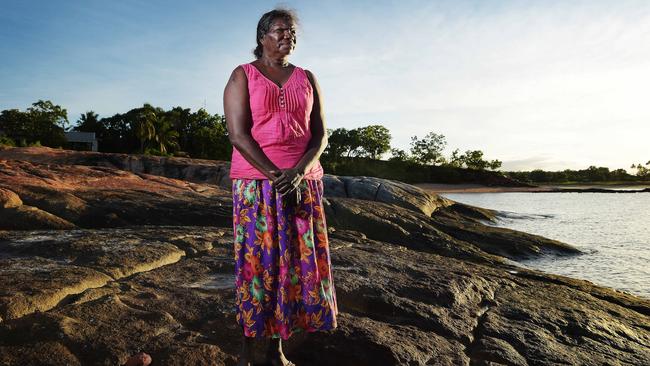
64, 131, 98, 151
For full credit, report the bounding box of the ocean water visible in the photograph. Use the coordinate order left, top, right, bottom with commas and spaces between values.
441, 192, 650, 299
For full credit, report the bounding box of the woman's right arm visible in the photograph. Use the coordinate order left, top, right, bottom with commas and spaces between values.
224, 66, 280, 180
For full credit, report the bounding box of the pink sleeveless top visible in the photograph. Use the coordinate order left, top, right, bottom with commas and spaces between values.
229, 63, 324, 180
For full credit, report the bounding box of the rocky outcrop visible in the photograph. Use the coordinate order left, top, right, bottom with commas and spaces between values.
0, 227, 647, 365
0, 146, 232, 187
0, 147, 649, 365
0, 159, 232, 230
323, 197, 579, 262
322, 175, 452, 216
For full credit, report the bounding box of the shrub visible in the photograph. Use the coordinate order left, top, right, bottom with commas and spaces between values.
144, 147, 174, 157
0, 136, 15, 146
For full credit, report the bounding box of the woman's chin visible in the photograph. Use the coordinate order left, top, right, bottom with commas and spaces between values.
278, 45, 294, 55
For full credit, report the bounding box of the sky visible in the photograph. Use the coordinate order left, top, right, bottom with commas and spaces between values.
1, 0, 649, 171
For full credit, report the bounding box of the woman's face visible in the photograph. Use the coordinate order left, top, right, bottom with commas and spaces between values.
262, 18, 296, 56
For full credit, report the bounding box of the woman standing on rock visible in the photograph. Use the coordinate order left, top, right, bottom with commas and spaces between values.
223, 8, 338, 366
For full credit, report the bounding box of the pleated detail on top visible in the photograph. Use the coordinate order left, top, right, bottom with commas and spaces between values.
229, 63, 322, 179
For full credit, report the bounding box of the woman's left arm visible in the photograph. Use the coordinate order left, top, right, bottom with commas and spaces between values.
274, 69, 328, 193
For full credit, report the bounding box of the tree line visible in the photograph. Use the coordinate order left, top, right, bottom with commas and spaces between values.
0, 100, 231, 160
0, 100, 503, 171
505, 163, 650, 183
323, 127, 502, 170
4, 100, 646, 182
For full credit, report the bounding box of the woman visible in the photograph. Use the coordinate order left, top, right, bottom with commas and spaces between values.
223, 8, 338, 366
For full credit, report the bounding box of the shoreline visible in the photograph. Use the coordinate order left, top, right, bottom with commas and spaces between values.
414, 182, 650, 193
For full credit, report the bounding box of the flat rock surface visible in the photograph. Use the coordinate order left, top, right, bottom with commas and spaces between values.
0, 147, 649, 365
1, 227, 648, 366
0, 158, 232, 230
0, 146, 231, 187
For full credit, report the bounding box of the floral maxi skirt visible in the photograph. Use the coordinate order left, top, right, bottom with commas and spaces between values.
232, 178, 338, 340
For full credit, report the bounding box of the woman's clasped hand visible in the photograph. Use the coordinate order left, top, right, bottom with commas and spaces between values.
269, 168, 303, 206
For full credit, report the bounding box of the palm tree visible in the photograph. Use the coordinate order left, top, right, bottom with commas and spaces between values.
75, 111, 100, 132
135, 110, 156, 153
152, 115, 179, 154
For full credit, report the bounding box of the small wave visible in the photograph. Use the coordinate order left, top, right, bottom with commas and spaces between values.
495, 210, 554, 220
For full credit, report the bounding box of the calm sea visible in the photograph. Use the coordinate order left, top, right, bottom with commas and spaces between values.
441, 192, 650, 299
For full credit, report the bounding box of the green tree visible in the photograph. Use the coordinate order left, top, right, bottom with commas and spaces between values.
409, 132, 447, 165
487, 159, 502, 170
529, 169, 550, 182
388, 148, 411, 162
447, 148, 464, 168
585, 166, 610, 181
73, 111, 101, 133
181, 108, 230, 158
0, 109, 29, 145
611, 168, 630, 181
191, 112, 231, 160
29, 100, 68, 147
461, 150, 486, 170
444, 149, 502, 170
1, 100, 69, 147
152, 115, 179, 154
323, 127, 362, 159
28, 100, 68, 129
344, 128, 363, 157
165, 106, 192, 151
135, 110, 157, 153
356, 125, 391, 159
631, 161, 650, 178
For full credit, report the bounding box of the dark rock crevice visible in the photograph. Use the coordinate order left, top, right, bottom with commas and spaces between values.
462, 286, 505, 365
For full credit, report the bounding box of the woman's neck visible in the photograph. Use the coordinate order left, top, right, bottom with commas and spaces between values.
259, 54, 290, 68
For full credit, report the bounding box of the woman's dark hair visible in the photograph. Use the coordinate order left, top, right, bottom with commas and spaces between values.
254, 8, 299, 59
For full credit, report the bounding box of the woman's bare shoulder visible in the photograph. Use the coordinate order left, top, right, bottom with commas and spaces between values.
302, 69, 319, 88
228, 65, 248, 83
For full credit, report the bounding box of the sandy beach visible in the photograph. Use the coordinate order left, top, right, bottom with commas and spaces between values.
413, 183, 553, 193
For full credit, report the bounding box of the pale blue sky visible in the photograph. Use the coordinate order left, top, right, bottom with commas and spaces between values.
2, 0, 649, 171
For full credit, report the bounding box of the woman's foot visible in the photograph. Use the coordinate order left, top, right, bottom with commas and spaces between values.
265, 353, 295, 366
237, 334, 255, 366
265, 338, 295, 366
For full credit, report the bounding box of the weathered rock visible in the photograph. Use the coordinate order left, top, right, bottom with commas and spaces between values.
0, 159, 232, 230
0, 148, 648, 365
323, 174, 451, 216
0, 227, 647, 365
0, 146, 231, 188
0, 227, 228, 321
0, 204, 77, 230
0, 257, 112, 320
1, 229, 186, 280
0, 147, 449, 214
431, 204, 581, 260
325, 196, 581, 262
0, 188, 22, 208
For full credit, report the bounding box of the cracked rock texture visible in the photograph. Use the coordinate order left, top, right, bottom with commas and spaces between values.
0, 146, 649, 366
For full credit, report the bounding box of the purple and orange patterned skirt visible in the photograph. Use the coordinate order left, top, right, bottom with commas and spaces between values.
232, 178, 338, 340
